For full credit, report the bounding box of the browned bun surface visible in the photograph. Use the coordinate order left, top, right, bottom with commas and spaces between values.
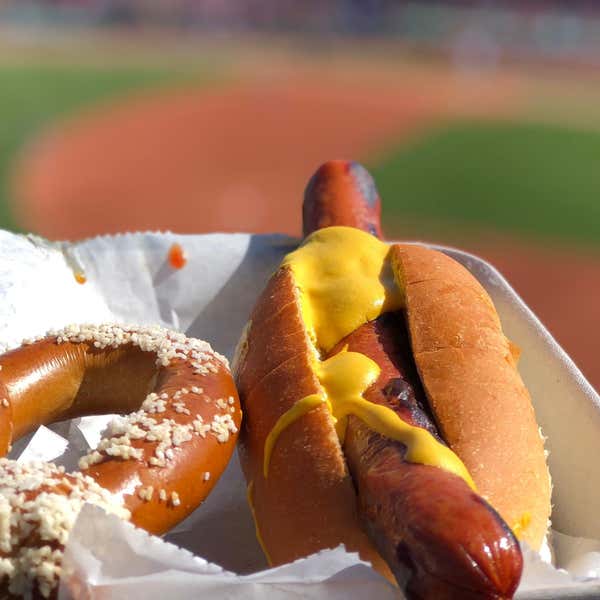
391, 244, 551, 549
235, 267, 392, 579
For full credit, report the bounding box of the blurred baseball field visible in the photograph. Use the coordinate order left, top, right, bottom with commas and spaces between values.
4, 39, 600, 245
0, 35, 598, 388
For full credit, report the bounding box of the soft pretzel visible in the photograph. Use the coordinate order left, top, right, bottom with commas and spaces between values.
0, 323, 241, 598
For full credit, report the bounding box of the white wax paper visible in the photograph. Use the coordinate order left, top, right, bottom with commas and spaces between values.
58, 505, 397, 600
1, 229, 600, 599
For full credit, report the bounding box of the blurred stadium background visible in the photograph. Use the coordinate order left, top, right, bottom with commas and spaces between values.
1, 0, 599, 388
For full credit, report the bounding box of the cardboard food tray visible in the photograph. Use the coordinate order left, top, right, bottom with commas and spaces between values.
1, 230, 599, 598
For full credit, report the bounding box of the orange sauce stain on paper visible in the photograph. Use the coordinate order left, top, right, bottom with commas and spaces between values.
168, 243, 187, 270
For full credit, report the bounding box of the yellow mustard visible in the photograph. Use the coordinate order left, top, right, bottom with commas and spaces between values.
264, 226, 475, 491
246, 481, 272, 564
512, 512, 532, 539
263, 349, 475, 490
281, 226, 404, 352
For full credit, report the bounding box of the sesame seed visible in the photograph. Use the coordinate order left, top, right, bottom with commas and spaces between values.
41, 323, 227, 370
0, 459, 129, 598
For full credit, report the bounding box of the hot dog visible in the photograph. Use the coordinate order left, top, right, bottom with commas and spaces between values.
234, 160, 551, 598
331, 314, 522, 598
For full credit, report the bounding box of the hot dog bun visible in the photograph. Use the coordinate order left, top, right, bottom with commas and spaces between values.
236, 243, 550, 560
235, 267, 392, 578
392, 244, 551, 549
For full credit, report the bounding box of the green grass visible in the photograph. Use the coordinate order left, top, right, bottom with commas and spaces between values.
0, 65, 199, 231
371, 121, 600, 248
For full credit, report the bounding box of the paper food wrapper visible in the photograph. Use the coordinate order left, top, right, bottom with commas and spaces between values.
1, 229, 600, 599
